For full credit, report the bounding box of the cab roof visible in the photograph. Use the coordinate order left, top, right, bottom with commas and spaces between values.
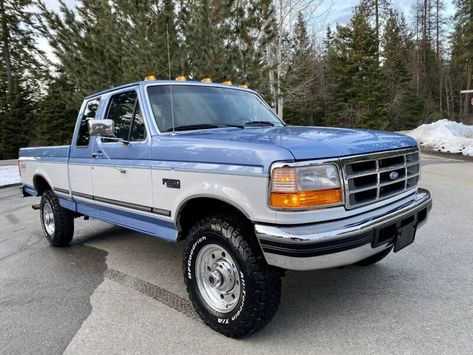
85, 80, 254, 100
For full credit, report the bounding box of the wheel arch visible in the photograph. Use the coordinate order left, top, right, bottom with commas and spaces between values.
33, 174, 53, 196
176, 195, 252, 241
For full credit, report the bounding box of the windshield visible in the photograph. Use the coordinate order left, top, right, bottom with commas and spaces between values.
147, 85, 283, 132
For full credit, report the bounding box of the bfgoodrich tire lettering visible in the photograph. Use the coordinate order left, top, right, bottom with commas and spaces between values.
40, 190, 74, 247
183, 214, 281, 338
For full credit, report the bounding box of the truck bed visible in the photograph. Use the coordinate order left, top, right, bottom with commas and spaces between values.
19, 145, 71, 197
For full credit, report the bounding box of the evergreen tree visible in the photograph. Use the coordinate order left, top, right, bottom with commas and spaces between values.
283, 12, 318, 125
38, 0, 124, 96
0, 0, 44, 158
36, 75, 78, 146
0, 81, 35, 158
225, 0, 276, 90
325, 4, 386, 129
382, 11, 423, 130
450, 0, 473, 120
181, 0, 228, 80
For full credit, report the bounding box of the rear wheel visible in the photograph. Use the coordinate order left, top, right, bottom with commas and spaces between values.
356, 247, 392, 266
183, 214, 281, 338
40, 190, 74, 247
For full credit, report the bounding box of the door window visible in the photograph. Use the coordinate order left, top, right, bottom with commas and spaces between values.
105, 91, 146, 141
76, 97, 101, 146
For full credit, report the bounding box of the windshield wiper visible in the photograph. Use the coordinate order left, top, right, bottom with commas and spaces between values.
218, 124, 244, 129
167, 123, 245, 132
166, 124, 219, 132
244, 120, 275, 127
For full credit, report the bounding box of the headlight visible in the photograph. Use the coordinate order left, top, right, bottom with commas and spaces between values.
270, 164, 343, 209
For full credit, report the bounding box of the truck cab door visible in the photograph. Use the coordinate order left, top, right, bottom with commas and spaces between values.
90, 89, 154, 213
69, 97, 101, 200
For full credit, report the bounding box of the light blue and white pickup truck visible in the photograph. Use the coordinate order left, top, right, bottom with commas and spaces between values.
19, 80, 432, 337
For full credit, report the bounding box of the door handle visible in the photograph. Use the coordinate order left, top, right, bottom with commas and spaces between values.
92, 151, 103, 158
117, 168, 127, 174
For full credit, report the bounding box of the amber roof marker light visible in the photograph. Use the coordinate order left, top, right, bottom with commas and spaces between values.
144, 74, 157, 81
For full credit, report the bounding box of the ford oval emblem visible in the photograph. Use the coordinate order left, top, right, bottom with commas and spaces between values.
389, 171, 399, 180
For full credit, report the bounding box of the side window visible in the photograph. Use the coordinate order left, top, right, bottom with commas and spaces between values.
77, 97, 101, 146
130, 105, 146, 141
106, 91, 146, 141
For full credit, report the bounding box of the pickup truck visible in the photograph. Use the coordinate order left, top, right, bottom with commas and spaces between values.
19, 80, 432, 338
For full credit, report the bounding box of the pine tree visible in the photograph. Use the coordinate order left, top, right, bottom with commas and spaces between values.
325, 3, 386, 129
451, 0, 473, 121
382, 11, 422, 130
36, 75, 78, 146
0, 0, 44, 158
181, 0, 227, 81
283, 12, 318, 125
0, 81, 35, 158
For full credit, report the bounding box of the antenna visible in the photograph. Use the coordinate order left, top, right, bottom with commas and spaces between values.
166, 23, 176, 135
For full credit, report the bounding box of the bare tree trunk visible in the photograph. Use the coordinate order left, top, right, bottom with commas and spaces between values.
414, 1, 421, 95
268, 54, 276, 108
375, 0, 379, 63
444, 73, 450, 117
463, 66, 472, 117
0, 0, 13, 94
436, 0, 442, 114
276, 0, 283, 119
438, 65, 443, 112
435, 0, 440, 60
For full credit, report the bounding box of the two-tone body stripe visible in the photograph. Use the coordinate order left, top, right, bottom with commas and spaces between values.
71, 191, 171, 217
53, 187, 70, 195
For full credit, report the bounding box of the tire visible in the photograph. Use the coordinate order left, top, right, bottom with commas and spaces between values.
40, 190, 74, 247
183, 214, 281, 338
356, 246, 392, 266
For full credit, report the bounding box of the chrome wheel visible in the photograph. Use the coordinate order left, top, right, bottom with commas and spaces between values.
42, 201, 55, 236
195, 243, 241, 313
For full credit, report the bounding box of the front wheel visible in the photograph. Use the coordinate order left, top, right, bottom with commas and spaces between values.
183, 214, 281, 338
40, 190, 74, 247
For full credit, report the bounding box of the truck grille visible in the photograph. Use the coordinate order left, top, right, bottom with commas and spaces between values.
342, 148, 420, 209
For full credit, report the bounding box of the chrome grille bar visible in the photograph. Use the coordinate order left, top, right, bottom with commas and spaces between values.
341, 148, 420, 209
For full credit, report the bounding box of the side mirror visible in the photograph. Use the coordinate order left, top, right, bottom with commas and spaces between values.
88, 119, 115, 137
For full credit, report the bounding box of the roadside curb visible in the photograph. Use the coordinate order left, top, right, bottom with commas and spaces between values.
420, 148, 473, 162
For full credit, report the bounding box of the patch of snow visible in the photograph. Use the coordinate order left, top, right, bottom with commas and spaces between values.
405, 119, 473, 157
0, 166, 21, 187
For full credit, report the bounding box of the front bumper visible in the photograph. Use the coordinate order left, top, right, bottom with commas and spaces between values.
255, 188, 432, 270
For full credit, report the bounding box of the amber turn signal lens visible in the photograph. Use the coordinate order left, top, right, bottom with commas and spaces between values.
270, 188, 343, 209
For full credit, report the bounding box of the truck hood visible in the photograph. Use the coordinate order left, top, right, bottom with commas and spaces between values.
181, 126, 417, 160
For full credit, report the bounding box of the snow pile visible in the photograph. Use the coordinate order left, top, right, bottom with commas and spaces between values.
0, 166, 21, 187
405, 119, 473, 156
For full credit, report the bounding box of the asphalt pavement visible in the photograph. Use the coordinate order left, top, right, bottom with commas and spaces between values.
0, 154, 472, 354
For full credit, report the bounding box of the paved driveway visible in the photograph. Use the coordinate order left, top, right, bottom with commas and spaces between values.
0, 154, 472, 354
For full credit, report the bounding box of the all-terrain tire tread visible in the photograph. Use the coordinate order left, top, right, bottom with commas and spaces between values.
183, 213, 281, 338
40, 190, 74, 247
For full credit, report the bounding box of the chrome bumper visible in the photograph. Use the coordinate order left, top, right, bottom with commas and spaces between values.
255, 188, 432, 271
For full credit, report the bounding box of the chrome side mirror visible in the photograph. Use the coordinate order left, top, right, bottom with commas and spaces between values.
88, 119, 115, 137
